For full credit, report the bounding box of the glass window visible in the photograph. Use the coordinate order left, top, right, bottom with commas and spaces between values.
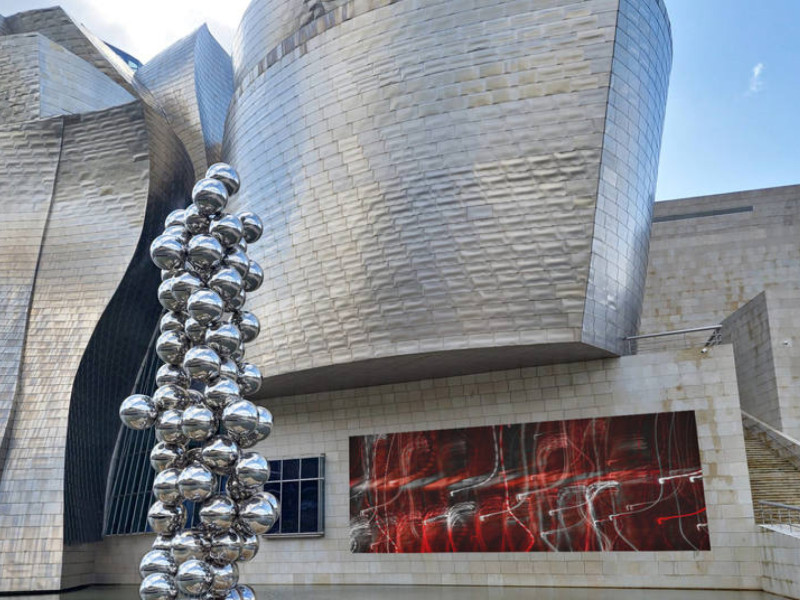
264, 455, 325, 537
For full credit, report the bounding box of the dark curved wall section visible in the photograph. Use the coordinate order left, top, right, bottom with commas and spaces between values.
64, 106, 194, 545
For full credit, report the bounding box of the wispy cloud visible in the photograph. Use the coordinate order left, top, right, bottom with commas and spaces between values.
748, 62, 765, 94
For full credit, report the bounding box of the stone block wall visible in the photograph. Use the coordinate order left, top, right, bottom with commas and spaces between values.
95, 346, 763, 590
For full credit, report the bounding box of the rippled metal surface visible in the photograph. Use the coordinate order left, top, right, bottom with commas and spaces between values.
224, 0, 672, 396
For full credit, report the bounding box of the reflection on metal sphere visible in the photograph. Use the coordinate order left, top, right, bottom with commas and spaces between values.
219, 357, 239, 380
184, 317, 207, 344
210, 561, 239, 595
156, 330, 188, 365
150, 234, 185, 270
187, 234, 224, 271
243, 260, 263, 292
139, 549, 177, 579
139, 572, 178, 600
119, 394, 157, 430
187, 289, 224, 325
200, 436, 240, 475
238, 363, 262, 397
221, 399, 258, 438
155, 410, 187, 445
238, 492, 279, 534
199, 494, 237, 532
184, 203, 210, 235
236, 312, 260, 344
192, 178, 229, 216
147, 501, 186, 535
209, 530, 242, 566
177, 462, 216, 502
205, 322, 242, 357
176, 559, 213, 597
150, 442, 184, 472
234, 452, 270, 488
183, 345, 222, 382
171, 530, 209, 564
208, 266, 244, 301
155, 364, 190, 388
237, 531, 259, 562
181, 404, 217, 442
171, 272, 204, 303
206, 163, 241, 195
236, 583, 257, 600
205, 377, 241, 411
164, 209, 186, 229
238, 212, 263, 244
159, 311, 185, 333
152, 384, 189, 411
152, 468, 182, 505
224, 246, 250, 277
210, 214, 244, 248
158, 279, 181, 311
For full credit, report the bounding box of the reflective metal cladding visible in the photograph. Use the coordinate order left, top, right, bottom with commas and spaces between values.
223, 0, 673, 396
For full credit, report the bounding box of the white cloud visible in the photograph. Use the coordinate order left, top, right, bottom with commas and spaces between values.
0, 0, 252, 62
749, 62, 765, 93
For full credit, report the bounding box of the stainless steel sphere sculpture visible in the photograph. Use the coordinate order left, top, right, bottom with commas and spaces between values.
120, 163, 279, 600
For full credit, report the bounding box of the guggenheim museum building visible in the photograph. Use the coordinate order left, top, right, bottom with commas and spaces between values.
3, 0, 800, 596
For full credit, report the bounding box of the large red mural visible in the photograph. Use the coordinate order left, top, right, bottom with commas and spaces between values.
350, 411, 709, 553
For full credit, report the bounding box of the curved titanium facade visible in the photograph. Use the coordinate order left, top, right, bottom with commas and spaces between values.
135, 25, 234, 179
0, 8, 209, 592
224, 0, 672, 396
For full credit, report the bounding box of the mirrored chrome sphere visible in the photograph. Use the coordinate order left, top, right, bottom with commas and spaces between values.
181, 404, 217, 442
238, 363, 262, 397
183, 345, 221, 382
187, 234, 224, 271
156, 364, 190, 388
150, 442, 184, 472
205, 377, 241, 411
157, 279, 181, 312
209, 530, 241, 566
192, 178, 229, 216
184, 317, 207, 344
255, 406, 273, 442
164, 209, 186, 229
161, 267, 185, 282
234, 452, 270, 488
176, 558, 213, 597
152, 468, 182, 505
206, 322, 242, 357
155, 410, 186, 445
208, 267, 244, 301
238, 492, 279, 534
243, 260, 264, 292
210, 214, 244, 248
236, 583, 257, 600
171, 530, 209, 564
184, 203, 210, 235
200, 494, 237, 532
171, 272, 204, 303
152, 384, 189, 411
159, 311, 185, 333
221, 400, 258, 438
226, 288, 247, 312
119, 394, 156, 430
152, 535, 173, 551
219, 357, 238, 381
139, 573, 177, 600
210, 561, 239, 595
200, 436, 240, 475
226, 476, 255, 503
206, 163, 241, 195
162, 225, 189, 243
177, 462, 216, 502
238, 212, 263, 244
150, 234, 185, 270
236, 312, 260, 344
156, 330, 188, 365
147, 501, 186, 535
187, 289, 224, 325
237, 531, 259, 562
224, 247, 250, 278
139, 549, 177, 579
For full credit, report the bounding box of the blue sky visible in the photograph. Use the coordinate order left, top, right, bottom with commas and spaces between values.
1, 0, 795, 201
658, 0, 800, 200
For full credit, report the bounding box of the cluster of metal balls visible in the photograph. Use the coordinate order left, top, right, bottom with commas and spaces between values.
119, 163, 276, 600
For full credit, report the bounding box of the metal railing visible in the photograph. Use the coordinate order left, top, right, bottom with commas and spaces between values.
624, 325, 723, 355
758, 501, 800, 534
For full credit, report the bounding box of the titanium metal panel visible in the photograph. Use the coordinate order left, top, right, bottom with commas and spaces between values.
583, 0, 672, 353
0, 33, 134, 124
135, 25, 234, 179
224, 0, 671, 395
